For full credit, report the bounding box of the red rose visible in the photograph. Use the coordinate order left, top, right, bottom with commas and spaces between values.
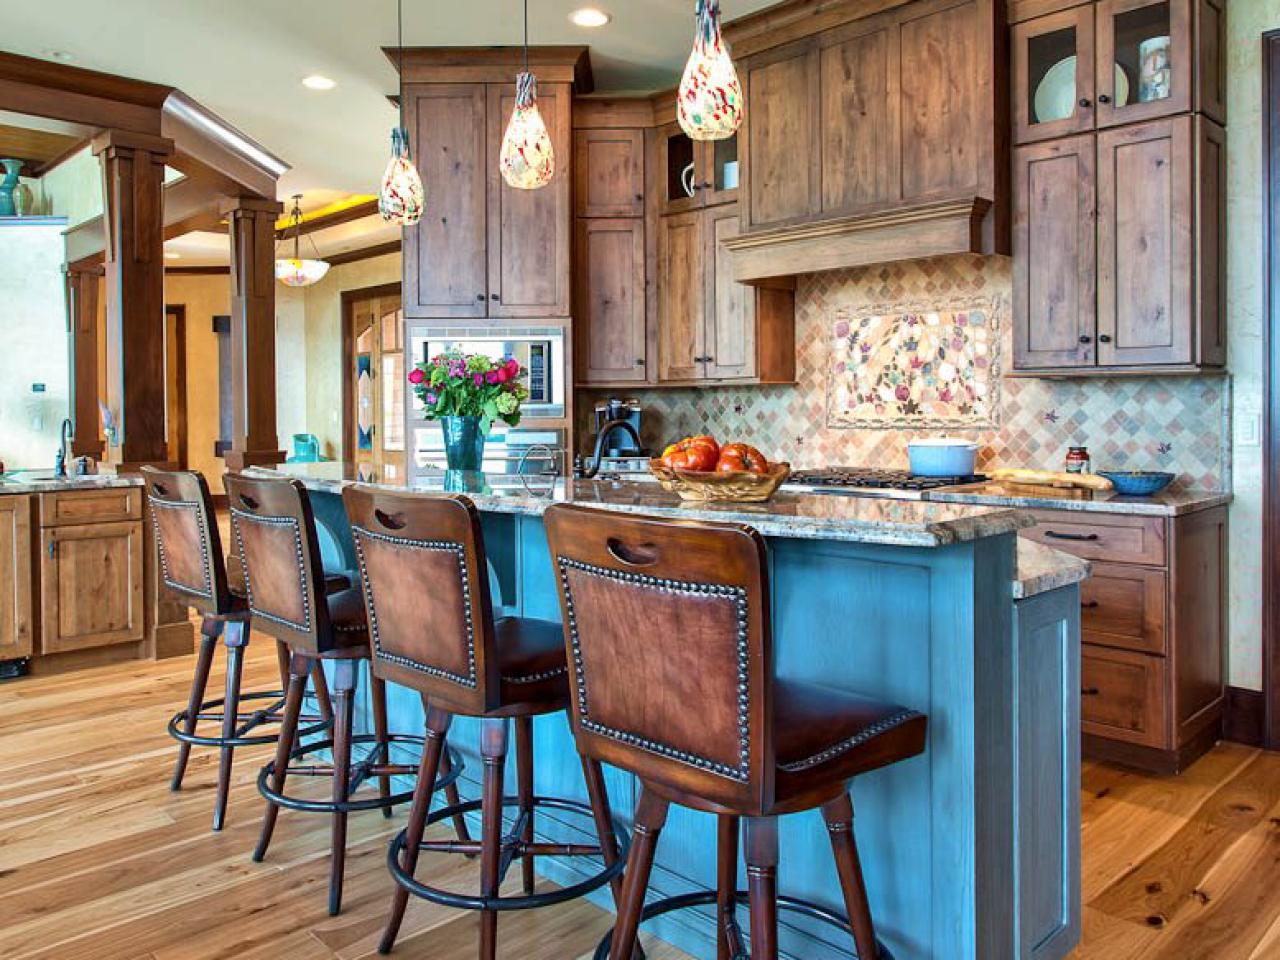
408, 368, 426, 385
485, 370, 500, 385
496, 366, 510, 383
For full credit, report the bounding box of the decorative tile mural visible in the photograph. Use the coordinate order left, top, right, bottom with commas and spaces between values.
827, 296, 1001, 428
578, 254, 1231, 492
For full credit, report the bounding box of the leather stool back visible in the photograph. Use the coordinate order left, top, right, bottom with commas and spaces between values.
545, 503, 775, 815
225, 473, 338, 657
143, 466, 233, 617
343, 486, 501, 714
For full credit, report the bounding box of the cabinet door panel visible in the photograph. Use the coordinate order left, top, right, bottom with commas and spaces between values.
820, 21, 901, 212
488, 84, 571, 318
657, 212, 705, 382
1012, 5, 1096, 145
1095, 0, 1191, 128
1081, 645, 1167, 748
0, 497, 32, 661
1013, 136, 1096, 369
1195, 0, 1226, 124
403, 84, 489, 318
576, 219, 647, 384
741, 40, 821, 229
1196, 117, 1226, 366
41, 520, 144, 654
1097, 117, 1192, 366
1081, 562, 1167, 655
574, 129, 645, 218
900, 0, 985, 200
705, 209, 756, 381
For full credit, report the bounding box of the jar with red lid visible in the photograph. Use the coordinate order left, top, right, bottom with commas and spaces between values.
1065, 446, 1090, 474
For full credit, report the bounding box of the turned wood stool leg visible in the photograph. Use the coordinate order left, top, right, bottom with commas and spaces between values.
581, 756, 626, 909
253, 653, 309, 863
311, 663, 334, 726
171, 618, 219, 791
213, 619, 248, 831
516, 715, 536, 895
439, 746, 472, 845
379, 704, 451, 955
823, 793, 879, 960
610, 787, 670, 960
479, 718, 510, 960
328, 658, 359, 916
717, 814, 741, 960
274, 639, 290, 692
371, 674, 394, 819
745, 817, 780, 960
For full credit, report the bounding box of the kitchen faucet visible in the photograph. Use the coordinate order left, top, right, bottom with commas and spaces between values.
575, 419, 643, 479
55, 418, 73, 477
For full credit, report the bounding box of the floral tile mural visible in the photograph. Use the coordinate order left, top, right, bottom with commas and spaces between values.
827, 296, 1001, 428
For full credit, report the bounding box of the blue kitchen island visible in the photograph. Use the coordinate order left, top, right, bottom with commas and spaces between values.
264, 465, 1086, 960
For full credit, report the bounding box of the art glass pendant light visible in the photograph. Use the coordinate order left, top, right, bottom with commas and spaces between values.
499, 0, 555, 190
677, 0, 743, 141
379, 0, 424, 225
274, 195, 331, 288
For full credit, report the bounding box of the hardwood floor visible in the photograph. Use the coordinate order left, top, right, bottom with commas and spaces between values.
1, 643, 1277, 959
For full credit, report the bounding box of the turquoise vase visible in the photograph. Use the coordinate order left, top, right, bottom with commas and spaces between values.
441, 415, 486, 471
0, 159, 21, 217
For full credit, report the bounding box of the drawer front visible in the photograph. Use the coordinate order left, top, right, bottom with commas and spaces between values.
39, 487, 142, 527
1023, 510, 1166, 566
1081, 645, 1167, 749
1081, 562, 1167, 655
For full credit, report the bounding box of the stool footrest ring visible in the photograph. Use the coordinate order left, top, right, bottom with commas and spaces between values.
168, 690, 329, 748
257, 735, 461, 814
386, 795, 629, 913
591, 889, 895, 960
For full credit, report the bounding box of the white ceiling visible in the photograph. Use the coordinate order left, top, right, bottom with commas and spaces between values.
1, 0, 776, 202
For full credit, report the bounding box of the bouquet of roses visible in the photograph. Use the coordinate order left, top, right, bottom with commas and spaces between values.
408, 351, 530, 433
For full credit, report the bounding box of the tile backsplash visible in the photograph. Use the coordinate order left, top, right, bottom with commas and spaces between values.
577, 254, 1230, 491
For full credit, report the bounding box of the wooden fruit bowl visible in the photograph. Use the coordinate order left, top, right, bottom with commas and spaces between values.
648, 460, 791, 503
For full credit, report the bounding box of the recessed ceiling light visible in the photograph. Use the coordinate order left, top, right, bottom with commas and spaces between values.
302, 75, 337, 91
44, 49, 74, 62
164, 252, 181, 260
569, 7, 611, 27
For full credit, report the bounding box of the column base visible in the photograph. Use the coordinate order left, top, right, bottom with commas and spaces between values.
224, 449, 287, 471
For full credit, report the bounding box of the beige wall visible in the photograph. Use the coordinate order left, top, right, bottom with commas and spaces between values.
0, 221, 69, 470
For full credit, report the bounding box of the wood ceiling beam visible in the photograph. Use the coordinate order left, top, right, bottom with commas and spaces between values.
0, 52, 168, 135
276, 198, 381, 240
63, 175, 227, 266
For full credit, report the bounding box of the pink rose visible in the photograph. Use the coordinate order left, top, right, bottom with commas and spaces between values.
485, 371, 500, 385
496, 366, 510, 383
408, 368, 425, 385
506, 359, 520, 375
473, 373, 484, 386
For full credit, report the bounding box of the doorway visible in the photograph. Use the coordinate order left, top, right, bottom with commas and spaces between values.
341, 283, 406, 484
163, 305, 188, 468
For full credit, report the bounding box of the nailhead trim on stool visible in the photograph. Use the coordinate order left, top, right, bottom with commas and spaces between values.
557, 557, 752, 783
351, 526, 479, 688
150, 498, 215, 600
778, 708, 923, 773
230, 509, 311, 632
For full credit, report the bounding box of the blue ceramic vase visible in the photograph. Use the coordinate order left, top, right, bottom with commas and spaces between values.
441, 415, 486, 471
0, 159, 22, 217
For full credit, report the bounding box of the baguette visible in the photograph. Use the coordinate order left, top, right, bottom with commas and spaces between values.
990, 467, 1114, 491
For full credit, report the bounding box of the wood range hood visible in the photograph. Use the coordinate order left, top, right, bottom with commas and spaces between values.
719, 0, 1009, 285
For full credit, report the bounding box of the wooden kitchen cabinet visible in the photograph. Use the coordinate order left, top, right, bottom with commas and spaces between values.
0, 496, 33, 662
574, 218, 648, 383
40, 520, 144, 654
401, 80, 572, 319
656, 211, 705, 382
575, 128, 645, 218
655, 121, 739, 216
704, 208, 756, 381
1020, 505, 1225, 773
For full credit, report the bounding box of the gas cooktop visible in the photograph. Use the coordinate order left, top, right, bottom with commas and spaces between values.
787, 468, 988, 498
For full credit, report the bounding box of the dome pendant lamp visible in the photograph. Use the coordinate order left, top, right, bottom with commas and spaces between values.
677, 0, 743, 141
274, 195, 331, 288
379, 0, 425, 225
499, 0, 555, 190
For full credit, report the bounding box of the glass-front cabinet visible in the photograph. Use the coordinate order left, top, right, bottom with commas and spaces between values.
1012, 0, 1221, 145
657, 121, 739, 214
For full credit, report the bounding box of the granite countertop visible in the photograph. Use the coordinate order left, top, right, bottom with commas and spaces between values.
257, 464, 1034, 548
1014, 539, 1091, 600
925, 483, 1231, 517
0, 472, 143, 495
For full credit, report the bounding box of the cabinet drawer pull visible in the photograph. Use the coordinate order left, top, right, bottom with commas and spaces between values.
1098, 334, 1113, 343
1078, 335, 1092, 344
1044, 531, 1099, 542
1081, 600, 1100, 609
476, 294, 486, 302
1081, 686, 1101, 696
1098, 94, 1112, 104
1079, 98, 1092, 108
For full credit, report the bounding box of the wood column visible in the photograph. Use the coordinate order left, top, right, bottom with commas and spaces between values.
92, 129, 174, 472
221, 196, 286, 470
63, 263, 105, 459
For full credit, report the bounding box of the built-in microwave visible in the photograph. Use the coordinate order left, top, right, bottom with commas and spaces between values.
407, 325, 566, 420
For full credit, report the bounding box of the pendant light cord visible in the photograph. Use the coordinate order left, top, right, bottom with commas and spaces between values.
397, 0, 406, 134
523, 0, 529, 73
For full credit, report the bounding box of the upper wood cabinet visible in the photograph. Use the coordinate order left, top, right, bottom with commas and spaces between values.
0, 496, 32, 662
656, 122, 739, 215
575, 218, 648, 383
657, 211, 706, 382
574, 129, 645, 217
1012, 0, 1225, 145
402, 80, 572, 319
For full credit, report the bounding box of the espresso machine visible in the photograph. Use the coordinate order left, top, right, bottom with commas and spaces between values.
584, 398, 650, 476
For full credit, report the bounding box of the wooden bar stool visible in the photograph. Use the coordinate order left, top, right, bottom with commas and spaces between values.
144, 466, 330, 832
544, 504, 929, 960
225, 472, 466, 916
341, 486, 631, 959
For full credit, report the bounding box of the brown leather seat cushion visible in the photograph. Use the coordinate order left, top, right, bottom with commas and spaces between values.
227, 552, 351, 600
773, 679, 926, 801
495, 617, 569, 704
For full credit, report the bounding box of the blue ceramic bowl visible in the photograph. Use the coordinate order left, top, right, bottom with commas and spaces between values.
1098, 470, 1175, 496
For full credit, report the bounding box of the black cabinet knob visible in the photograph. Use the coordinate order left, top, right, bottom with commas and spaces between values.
1081, 687, 1101, 696
1098, 93, 1112, 104
1098, 334, 1113, 343
491, 294, 500, 301
1078, 335, 1092, 344
476, 294, 485, 301
635, 359, 645, 366
1079, 98, 1092, 108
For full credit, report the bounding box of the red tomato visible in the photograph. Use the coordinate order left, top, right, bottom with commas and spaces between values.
715, 443, 770, 474
660, 435, 720, 472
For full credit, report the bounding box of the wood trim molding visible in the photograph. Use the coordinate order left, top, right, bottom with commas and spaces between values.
275, 198, 380, 240
384, 45, 594, 93
165, 265, 230, 276
721, 197, 992, 283
1264, 29, 1280, 752
724, 0, 916, 58
325, 240, 401, 267
1224, 686, 1266, 748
